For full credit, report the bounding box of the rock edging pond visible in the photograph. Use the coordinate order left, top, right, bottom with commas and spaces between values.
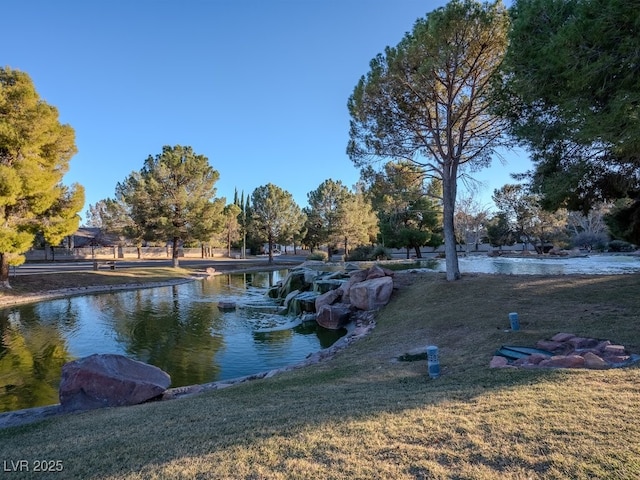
0, 262, 397, 429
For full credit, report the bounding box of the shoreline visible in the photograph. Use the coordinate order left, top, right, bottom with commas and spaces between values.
0, 259, 377, 429
0, 278, 196, 309
0, 260, 301, 309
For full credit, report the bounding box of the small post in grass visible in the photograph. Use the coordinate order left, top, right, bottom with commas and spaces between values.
509, 312, 520, 331
427, 345, 440, 379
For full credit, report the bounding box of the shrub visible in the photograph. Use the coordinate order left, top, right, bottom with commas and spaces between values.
607, 239, 636, 252
346, 245, 373, 261
571, 232, 609, 251
307, 251, 328, 261
371, 245, 392, 260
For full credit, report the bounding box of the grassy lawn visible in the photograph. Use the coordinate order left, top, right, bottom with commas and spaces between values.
1, 272, 639, 479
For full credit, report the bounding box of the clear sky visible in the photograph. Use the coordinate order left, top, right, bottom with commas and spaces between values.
5, 0, 528, 222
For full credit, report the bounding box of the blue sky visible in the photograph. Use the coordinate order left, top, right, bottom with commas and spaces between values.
5, 0, 527, 222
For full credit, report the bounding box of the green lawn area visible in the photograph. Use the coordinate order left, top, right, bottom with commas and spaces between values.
1, 272, 639, 479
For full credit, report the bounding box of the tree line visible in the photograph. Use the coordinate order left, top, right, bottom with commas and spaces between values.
84, 152, 441, 268
2, 0, 638, 286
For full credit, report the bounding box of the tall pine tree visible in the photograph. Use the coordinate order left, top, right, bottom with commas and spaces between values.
0, 67, 84, 287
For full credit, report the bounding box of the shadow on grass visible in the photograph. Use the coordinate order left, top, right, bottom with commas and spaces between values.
1, 273, 639, 478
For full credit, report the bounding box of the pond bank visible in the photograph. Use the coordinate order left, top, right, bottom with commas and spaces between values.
0, 260, 302, 309
0, 259, 379, 429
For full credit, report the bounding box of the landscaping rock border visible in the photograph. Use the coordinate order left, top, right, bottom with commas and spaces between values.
491, 332, 639, 369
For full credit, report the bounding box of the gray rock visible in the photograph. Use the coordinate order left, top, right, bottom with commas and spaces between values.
313, 279, 345, 294
283, 289, 301, 312
59, 354, 171, 411
288, 291, 319, 315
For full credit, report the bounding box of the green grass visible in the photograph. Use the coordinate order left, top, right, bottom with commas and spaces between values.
1, 272, 639, 479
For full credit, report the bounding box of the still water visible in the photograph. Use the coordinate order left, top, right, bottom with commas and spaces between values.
434, 253, 640, 275
0, 270, 346, 413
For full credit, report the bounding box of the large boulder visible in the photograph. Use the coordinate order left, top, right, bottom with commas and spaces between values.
349, 276, 394, 311
288, 291, 319, 315
339, 269, 369, 304
315, 288, 342, 311
316, 303, 352, 330
59, 354, 171, 411
278, 270, 308, 298
347, 268, 369, 284
313, 279, 344, 294
365, 265, 388, 280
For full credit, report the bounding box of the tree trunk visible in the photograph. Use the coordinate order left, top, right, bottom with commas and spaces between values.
0, 253, 11, 289
442, 169, 461, 281
413, 245, 422, 259
172, 237, 180, 268
267, 232, 273, 264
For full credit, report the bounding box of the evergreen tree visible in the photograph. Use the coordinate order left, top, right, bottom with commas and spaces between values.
338, 187, 379, 257
498, 0, 640, 213
250, 183, 301, 263
492, 184, 568, 252
0, 67, 84, 287
485, 212, 516, 250
364, 162, 442, 258
116, 145, 224, 267
220, 203, 241, 257
348, 0, 510, 280
305, 179, 351, 256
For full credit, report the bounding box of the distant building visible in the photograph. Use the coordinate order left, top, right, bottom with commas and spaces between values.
66, 227, 120, 248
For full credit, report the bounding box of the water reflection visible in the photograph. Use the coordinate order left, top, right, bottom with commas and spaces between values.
0, 270, 346, 412
435, 254, 640, 275
0, 307, 71, 412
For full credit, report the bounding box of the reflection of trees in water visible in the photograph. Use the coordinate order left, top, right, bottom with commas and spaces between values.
31, 297, 81, 332
0, 309, 71, 412
243, 270, 288, 289
199, 274, 248, 297
0, 270, 344, 410
87, 285, 225, 386
252, 328, 293, 345
294, 323, 347, 349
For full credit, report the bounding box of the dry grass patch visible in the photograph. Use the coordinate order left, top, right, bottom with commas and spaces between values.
0, 267, 193, 299
1, 272, 639, 479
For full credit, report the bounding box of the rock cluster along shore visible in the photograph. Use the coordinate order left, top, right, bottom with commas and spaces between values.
268, 261, 396, 330
490, 332, 638, 369
0, 262, 397, 427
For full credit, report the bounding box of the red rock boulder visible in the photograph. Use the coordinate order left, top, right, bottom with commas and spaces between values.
59, 354, 171, 411
349, 276, 394, 311
315, 288, 341, 312
316, 303, 352, 330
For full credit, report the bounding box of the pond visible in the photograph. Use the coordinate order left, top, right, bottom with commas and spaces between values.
431, 253, 640, 275
0, 270, 347, 413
